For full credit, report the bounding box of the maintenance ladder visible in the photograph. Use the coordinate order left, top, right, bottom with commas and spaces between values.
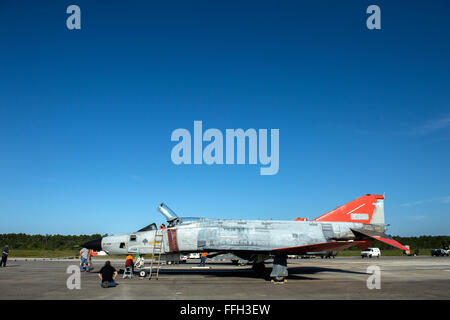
149, 231, 164, 280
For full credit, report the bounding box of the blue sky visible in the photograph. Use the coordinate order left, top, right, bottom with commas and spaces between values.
0, 1, 449, 236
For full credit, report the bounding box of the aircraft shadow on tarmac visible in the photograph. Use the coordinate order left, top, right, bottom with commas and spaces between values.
150, 265, 367, 282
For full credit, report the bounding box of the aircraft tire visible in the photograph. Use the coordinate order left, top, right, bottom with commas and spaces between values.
273, 276, 285, 282
270, 274, 287, 283
139, 270, 147, 278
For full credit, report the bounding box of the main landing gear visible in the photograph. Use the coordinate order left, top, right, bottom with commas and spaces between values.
252, 254, 288, 283
270, 254, 288, 283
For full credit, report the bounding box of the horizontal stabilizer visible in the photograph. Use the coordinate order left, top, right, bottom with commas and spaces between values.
272, 241, 365, 254
351, 229, 408, 251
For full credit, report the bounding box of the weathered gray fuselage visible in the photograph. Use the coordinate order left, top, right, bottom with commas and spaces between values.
101, 219, 385, 257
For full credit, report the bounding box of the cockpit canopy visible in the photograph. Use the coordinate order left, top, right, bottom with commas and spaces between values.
136, 223, 157, 232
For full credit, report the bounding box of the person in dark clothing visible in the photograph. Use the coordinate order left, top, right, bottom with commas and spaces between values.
98, 261, 118, 288
1, 245, 9, 267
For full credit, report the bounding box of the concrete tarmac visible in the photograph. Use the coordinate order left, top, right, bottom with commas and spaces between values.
0, 256, 449, 300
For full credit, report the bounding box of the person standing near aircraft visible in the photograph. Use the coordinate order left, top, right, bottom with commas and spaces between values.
200, 252, 208, 266
98, 261, 118, 288
88, 249, 93, 270
125, 254, 134, 273
1, 245, 9, 267
134, 254, 144, 268
79, 247, 90, 272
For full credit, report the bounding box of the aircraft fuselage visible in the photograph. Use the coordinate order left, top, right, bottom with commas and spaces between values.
100, 219, 385, 257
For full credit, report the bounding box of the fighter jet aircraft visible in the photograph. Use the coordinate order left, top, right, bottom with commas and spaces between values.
82, 194, 407, 281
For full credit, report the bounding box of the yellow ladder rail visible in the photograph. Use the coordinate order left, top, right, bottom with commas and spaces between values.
149, 231, 164, 280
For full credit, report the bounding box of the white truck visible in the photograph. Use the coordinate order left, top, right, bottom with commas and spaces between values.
361, 247, 381, 258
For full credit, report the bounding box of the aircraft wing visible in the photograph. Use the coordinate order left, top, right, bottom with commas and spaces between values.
351, 229, 408, 251
271, 240, 365, 254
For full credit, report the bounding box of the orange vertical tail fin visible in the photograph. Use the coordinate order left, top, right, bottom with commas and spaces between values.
313, 194, 385, 224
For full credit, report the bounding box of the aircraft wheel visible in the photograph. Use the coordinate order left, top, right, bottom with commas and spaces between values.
271, 276, 285, 282
139, 270, 147, 278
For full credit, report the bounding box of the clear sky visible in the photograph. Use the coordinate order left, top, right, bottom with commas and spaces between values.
1, 1, 449, 236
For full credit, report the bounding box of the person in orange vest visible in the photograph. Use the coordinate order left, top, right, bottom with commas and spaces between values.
200, 252, 208, 266
125, 254, 134, 273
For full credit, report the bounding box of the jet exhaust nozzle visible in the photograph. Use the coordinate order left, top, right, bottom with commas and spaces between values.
81, 237, 103, 251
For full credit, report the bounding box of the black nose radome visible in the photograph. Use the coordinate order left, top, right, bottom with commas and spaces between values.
82, 237, 102, 251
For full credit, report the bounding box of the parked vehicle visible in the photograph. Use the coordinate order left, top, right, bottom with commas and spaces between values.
431, 249, 449, 256
165, 253, 187, 264
319, 251, 338, 259
361, 247, 381, 258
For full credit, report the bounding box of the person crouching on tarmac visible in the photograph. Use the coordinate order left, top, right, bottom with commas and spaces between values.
98, 261, 118, 288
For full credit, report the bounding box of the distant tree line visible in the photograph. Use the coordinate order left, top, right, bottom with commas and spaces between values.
0, 233, 104, 250
0, 233, 448, 251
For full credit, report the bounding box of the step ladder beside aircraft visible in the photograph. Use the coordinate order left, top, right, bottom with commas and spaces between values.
123, 266, 133, 279
149, 231, 164, 280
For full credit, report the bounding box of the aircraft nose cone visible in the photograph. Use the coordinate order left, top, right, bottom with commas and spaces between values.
82, 237, 102, 251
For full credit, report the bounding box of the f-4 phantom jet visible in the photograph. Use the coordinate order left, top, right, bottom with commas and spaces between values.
82, 194, 407, 281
